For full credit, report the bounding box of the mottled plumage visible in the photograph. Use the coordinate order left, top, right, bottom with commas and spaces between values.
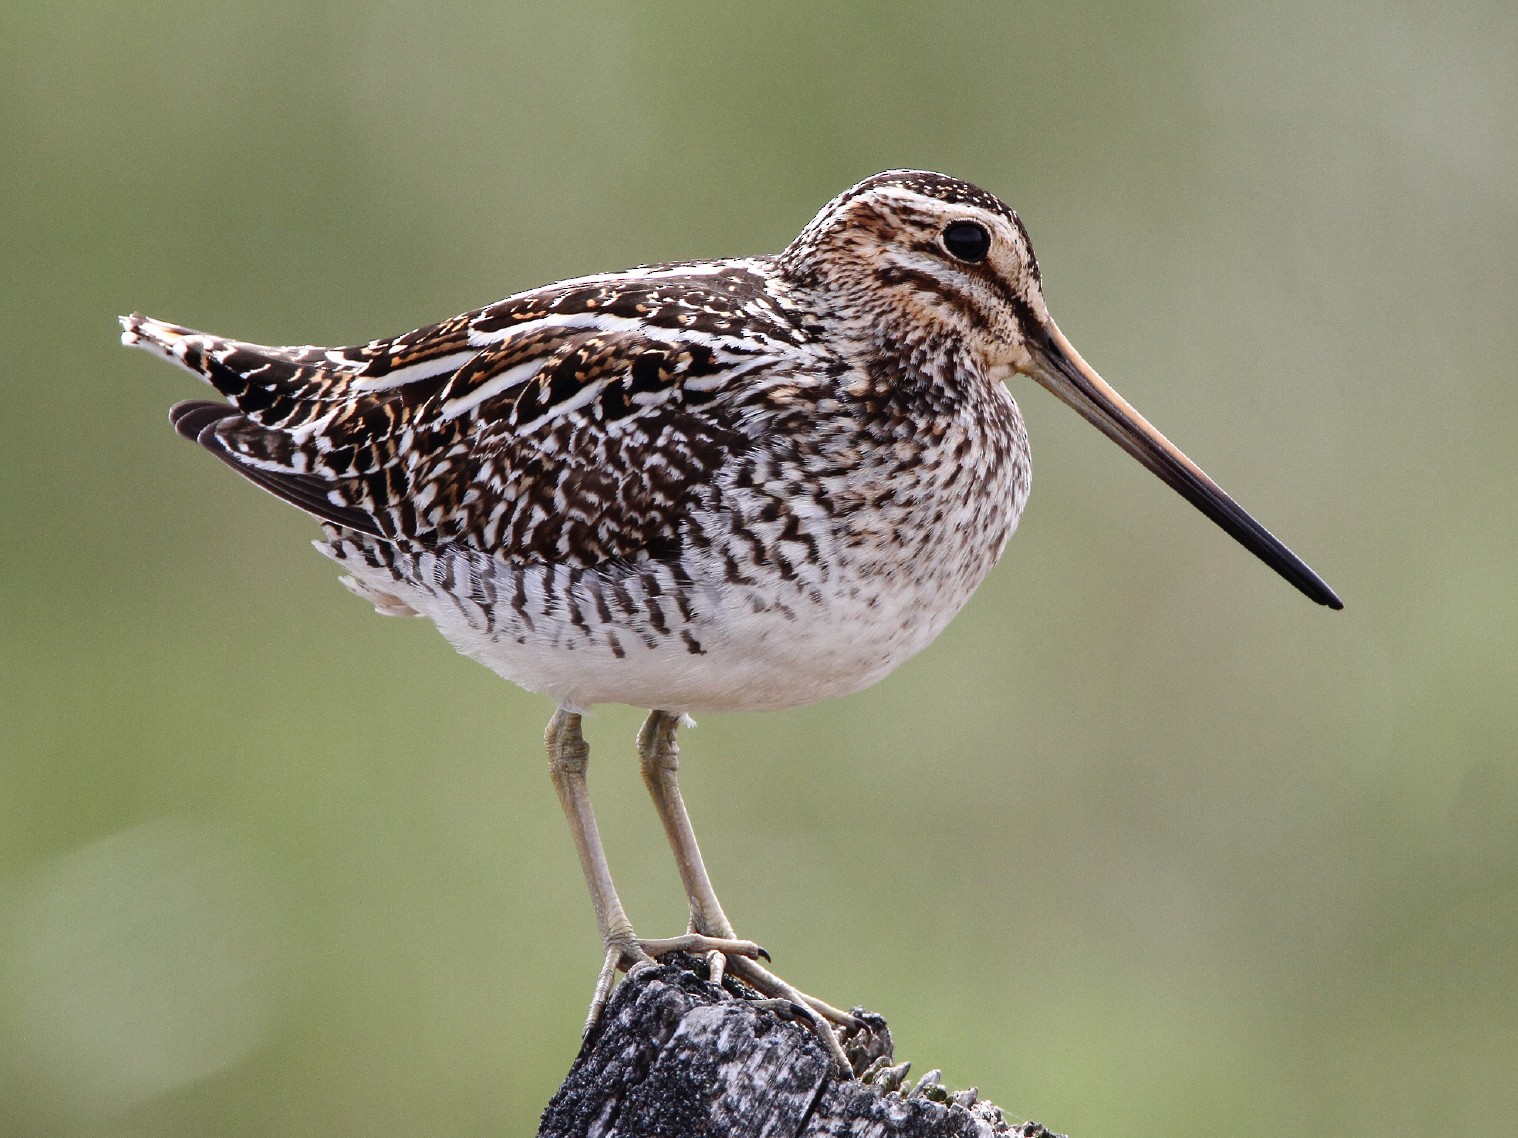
123, 170, 1339, 1067
124, 172, 1045, 715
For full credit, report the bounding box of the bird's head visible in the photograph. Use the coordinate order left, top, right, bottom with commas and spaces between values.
781, 170, 1342, 609
778, 169, 1051, 371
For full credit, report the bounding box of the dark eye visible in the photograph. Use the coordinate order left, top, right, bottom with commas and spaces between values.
942, 221, 991, 263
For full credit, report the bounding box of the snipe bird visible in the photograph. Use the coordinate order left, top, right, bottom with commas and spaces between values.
122, 170, 1341, 1068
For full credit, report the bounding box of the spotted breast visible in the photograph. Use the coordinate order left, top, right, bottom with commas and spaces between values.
123, 176, 1037, 713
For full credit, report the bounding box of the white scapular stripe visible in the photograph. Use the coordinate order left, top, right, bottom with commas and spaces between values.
351, 351, 477, 392
439, 358, 545, 421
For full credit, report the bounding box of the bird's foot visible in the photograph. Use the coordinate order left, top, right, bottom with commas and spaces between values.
722, 954, 859, 1072
582, 931, 768, 1037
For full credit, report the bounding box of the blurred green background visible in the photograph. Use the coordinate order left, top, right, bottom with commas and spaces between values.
3, 2, 1515, 1135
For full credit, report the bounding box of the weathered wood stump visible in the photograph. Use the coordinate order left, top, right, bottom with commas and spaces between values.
538, 957, 1062, 1137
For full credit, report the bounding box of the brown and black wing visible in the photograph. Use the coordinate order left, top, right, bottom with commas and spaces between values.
122, 278, 787, 564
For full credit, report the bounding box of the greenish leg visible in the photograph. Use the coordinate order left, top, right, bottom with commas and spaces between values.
546, 709, 764, 1036
637, 710, 859, 1069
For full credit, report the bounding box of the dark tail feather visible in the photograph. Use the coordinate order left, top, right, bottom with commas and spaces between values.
167, 400, 385, 536
170, 399, 241, 441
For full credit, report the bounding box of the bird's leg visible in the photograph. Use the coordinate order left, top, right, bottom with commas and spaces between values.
637, 710, 859, 1068
545, 709, 763, 1036
636, 710, 738, 945
545, 709, 643, 1031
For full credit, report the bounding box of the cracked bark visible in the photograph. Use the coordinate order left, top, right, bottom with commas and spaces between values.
537, 959, 1063, 1138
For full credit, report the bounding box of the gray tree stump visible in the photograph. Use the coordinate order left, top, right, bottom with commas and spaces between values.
538, 958, 1063, 1138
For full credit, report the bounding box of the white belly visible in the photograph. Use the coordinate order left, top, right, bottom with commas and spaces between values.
323, 383, 1032, 714
429, 566, 980, 714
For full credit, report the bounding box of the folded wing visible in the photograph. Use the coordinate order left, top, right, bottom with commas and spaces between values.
121, 289, 783, 565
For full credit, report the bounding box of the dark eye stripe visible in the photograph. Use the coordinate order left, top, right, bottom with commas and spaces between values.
873, 264, 989, 331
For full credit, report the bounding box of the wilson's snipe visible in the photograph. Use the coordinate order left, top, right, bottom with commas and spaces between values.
122, 170, 1341, 1069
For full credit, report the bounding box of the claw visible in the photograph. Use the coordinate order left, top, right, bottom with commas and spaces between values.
636, 932, 765, 959
726, 955, 856, 1072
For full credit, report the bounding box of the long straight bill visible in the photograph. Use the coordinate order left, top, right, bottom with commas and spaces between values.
1023, 323, 1343, 609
